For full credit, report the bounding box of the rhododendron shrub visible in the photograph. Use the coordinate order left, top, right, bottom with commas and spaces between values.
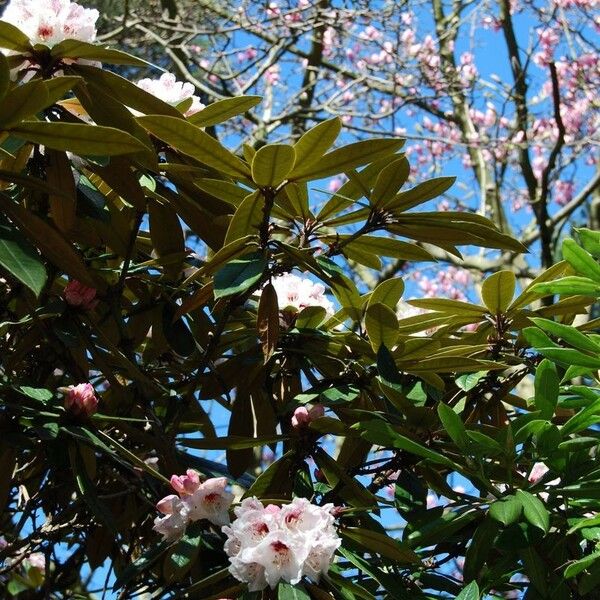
0, 0, 599, 598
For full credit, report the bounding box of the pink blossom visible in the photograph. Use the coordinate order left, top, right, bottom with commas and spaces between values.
153, 495, 190, 542
291, 404, 325, 429
64, 383, 98, 417
268, 273, 335, 315
27, 552, 45, 571
1, 0, 98, 46
184, 477, 234, 526
170, 469, 201, 496
136, 73, 205, 117
64, 280, 98, 310
528, 462, 549, 484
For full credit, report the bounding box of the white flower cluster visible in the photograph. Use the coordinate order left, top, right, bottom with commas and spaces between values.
1, 0, 99, 46
153, 471, 234, 542
223, 497, 340, 591
136, 73, 205, 117
269, 273, 335, 315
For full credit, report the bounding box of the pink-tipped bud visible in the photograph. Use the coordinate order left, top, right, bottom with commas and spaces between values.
170, 469, 201, 496
65, 383, 98, 417
156, 494, 179, 515
291, 404, 325, 429
64, 280, 98, 310
528, 462, 549, 484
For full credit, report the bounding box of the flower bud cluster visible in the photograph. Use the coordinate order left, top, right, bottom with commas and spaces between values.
291, 404, 324, 429
153, 472, 234, 542
268, 273, 335, 315
64, 383, 98, 417
223, 496, 340, 591
136, 73, 205, 117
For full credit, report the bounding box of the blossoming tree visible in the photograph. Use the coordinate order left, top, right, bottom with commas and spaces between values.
0, 1, 599, 599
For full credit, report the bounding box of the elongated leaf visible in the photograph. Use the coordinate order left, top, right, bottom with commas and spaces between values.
365, 302, 399, 352
437, 403, 468, 450
342, 235, 435, 261
0, 80, 50, 128
454, 582, 479, 600
51, 39, 150, 66
257, 282, 279, 362
371, 156, 410, 206
0, 20, 32, 52
408, 298, 486, 317
481, 270, 515, 313
278, 582, 311, 600
562, 237, 600, 281
368, 277, 404, 310
0, 215, 46, 295
0, 53, 9, 102
534, 359, 559, 419
289, 138, 404, 181
531, 317, 600, 354
341, 527, 420, 564
137, 115, 250, 178
189, 95, 262, 127
10, 121, 146, 156
535, 347, 600, 369
383, 176, 455, 211
577, 228, 600, 258
224, 191, 264, 245
489, 495, 522, 526
532, 276, 600, 297
251, 143, 296, 187
516, 489, 549, 533
293, 117, 341, 169
213, 252, 266, 298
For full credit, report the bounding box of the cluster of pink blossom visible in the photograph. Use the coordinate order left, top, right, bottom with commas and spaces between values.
223, 497, 340, 590
268, 274, 335, 315
64, 280, 98, 311
1, 0, 98, 46
136, 73, 205, 117
415, 267, 472, 301
64, 383, 98, 417
153, 471, 234, 542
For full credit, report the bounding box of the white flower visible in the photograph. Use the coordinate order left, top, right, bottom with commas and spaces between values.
1, 0, 98, 46
136, 73, 205, 117
152, 495, 190, 542
223, 496, 340, 590
184, 477, 234, 526
240, 531, 308, 588
528, 462, 549, 484
269, 273, 335, 315
27, 552, 46, 571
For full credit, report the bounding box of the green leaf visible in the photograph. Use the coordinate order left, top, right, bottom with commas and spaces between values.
341, 527, 420, 564
10, 121, 147, 156
489, 495, 522, 526
365, 302, 399, 352
296, 306, 327, 329
137, 115, 251, 178
167, 522, 202, 580
564, 550, 600, 579
213, 252, 266, 299
408, 298, 486, 317
368, 277, 405, 310
371, 156, 410, 206
278, 582, 311, 600
515, 490, 549, 533
0, 80, 50, 129
382, 176, 455, 211
292, 117, 341, 169
531, 317, 600, 354
437, 403, 468, 450
454, 582, 480, 600
532, 276, 600, 297
51, 39, 150, 66
534, 359, 559, 419
189, 95, 262, 127
0, 215, 46, 296
480, 270, 515, 313
562, 237, 600, 281
251, 143, 296, 187
353, 419, 458, 469
341, 235, 436, 262
577, 228, 600, 258
224, 190, 264, 245
455, 371, 487, 391
289, 138, 404, 181
0, 53, 9, 102
0, 20, 32, 52
535, 347, 600, 369
17, 386, 53, 403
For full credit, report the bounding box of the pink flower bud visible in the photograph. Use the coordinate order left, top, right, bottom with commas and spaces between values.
65, 383, 98, 417
170, 469, 201, 496
291, 404, 325, 429
64, 280, 98, 310
156, 494, 179, 514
